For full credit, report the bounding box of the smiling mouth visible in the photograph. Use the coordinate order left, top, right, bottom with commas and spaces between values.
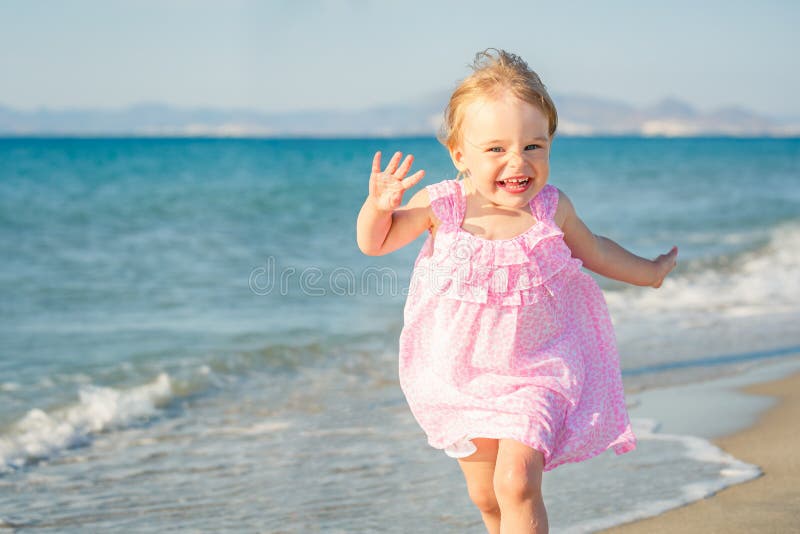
496, 177, 530, 193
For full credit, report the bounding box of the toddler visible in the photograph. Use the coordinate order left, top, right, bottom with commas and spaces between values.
356, 49, 678, 534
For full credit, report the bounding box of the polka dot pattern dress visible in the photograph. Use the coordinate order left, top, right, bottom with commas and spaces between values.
398, 179, 636, 471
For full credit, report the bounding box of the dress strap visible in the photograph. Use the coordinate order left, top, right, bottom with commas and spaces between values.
426, 179, 465, 226
532, 184, 559, 221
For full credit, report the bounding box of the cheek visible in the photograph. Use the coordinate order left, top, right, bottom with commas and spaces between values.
534, 158, 550, 171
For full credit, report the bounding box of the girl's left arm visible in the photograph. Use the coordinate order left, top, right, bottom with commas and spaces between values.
556, 190, 678, 288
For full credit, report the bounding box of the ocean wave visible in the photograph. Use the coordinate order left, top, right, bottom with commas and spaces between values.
0, 382, 20, 392
0, 373, 172, 472
606, 219, 800, 322
556, 417, 760, 533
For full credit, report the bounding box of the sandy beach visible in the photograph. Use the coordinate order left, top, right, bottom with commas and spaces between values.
601, 367, 800, 533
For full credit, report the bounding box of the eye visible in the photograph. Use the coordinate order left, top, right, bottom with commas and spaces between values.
488, 147, 504, 153
525, 144, 541, 151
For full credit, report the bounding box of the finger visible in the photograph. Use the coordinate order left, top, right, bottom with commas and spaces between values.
401, 169, 426, 190
658, 247, 678, 261
385, 151, 403, 174
396, 154, 414, 178
667, 247, 678, 265
372, 151, 382, 175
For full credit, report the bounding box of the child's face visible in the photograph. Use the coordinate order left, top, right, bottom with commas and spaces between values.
450, 92, 551, 209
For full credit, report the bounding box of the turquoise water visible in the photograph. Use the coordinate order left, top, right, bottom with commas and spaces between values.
1, 137, 799, 531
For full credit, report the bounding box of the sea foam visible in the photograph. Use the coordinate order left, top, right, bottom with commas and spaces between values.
549, 416, 761, 533
607, 220, 800, 322
0, 373, 172, 472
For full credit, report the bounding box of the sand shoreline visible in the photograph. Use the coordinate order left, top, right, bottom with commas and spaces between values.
600, 367, 800, 533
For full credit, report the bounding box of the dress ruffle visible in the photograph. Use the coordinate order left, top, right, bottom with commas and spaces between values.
413, 181, 582, 306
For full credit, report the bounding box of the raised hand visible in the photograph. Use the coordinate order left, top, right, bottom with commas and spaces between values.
368, 151, 426, 212
651, 246, 678, 288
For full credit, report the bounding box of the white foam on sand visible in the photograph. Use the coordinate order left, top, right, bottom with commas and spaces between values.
546, 356, 800, 533
551, 418, 761, 533
625, 356, 800, 440
0, 373, 172, 472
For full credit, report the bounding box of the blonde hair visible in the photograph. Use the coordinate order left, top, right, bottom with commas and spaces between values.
438, 48, 558, 151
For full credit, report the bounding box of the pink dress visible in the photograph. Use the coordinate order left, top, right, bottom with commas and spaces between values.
398, 179, 636, 471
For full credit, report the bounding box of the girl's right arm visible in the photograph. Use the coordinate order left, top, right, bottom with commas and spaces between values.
356, 151, 431, 256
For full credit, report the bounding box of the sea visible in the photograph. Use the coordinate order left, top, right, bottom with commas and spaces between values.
1, 136, 799, 532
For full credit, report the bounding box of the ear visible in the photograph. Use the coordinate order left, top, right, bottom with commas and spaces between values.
449, 145, 466, 172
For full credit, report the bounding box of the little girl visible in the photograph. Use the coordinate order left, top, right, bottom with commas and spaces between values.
356, 49, 677, 534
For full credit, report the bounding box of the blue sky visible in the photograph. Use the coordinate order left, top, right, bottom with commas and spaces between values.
1, 0, 798, 117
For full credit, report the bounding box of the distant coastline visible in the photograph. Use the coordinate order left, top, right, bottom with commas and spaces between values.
2, 134, 800, 141
2, 93, 799, 138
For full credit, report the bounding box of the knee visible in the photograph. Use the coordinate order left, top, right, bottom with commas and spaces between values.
467, 482, 500, 514
494, 459, 543, 504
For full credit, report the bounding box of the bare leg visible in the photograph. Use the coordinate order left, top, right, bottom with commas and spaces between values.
494, 439, 548, 534
457, 438, 501, 534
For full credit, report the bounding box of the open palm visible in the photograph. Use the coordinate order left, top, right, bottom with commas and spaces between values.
368, 151, 426, 211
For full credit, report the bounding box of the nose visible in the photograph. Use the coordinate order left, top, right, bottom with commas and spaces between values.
505, 149, 525, 168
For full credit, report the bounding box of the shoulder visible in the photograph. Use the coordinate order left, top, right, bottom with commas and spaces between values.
425, 179, 460, 202
422, 179, 461, 226
553, 187, 576, 229
533, 184, 571, 227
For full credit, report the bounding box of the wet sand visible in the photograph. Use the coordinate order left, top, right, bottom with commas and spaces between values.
600, 369, 800, 533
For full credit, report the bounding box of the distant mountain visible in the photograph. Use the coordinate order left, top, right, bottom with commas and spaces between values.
1, 93, 798, 137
